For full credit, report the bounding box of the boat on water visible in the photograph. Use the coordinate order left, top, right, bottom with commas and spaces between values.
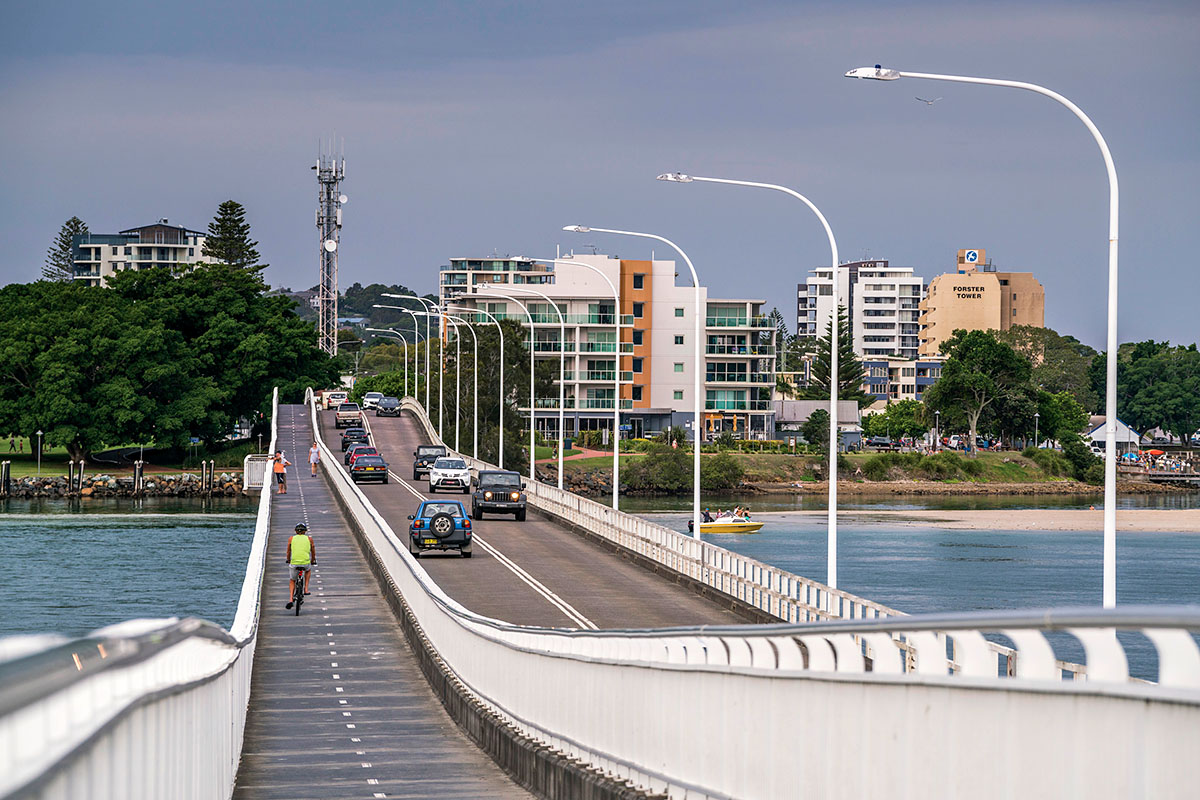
686, 516, 764, 534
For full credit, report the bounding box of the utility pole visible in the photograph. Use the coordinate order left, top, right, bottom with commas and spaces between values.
315, 140, 346, 356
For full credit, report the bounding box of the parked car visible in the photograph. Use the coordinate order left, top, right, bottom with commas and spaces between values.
322, 391, 348, 410
472, 470, 527, 521
376, 396, 401, 417
345, 444, 378, 466
350, 454, 389, 484
428, 456, 470, 494
412, 444, 448, 480
864, 436, 894, 449
335, 402, 362, 429
341, 427, 369, 451
362, 391, 384, 410
408, 500, 472, 558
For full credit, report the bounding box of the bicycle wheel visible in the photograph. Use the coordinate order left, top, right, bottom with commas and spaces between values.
294, 573, 303, 615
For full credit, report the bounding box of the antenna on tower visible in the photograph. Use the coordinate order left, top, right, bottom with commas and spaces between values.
315, 137, 347, 357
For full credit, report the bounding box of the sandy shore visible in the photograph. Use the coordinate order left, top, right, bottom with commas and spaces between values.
777, 508, 1200, 532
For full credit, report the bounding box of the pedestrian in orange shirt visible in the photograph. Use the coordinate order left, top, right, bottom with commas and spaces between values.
273, 451, 291, 494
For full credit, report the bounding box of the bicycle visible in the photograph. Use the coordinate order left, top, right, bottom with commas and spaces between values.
291, 565, 310, 615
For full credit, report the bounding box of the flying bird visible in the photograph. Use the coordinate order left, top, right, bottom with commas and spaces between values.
915, 96, 943, 106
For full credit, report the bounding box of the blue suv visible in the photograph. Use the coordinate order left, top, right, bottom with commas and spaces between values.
407, 500, 472, 558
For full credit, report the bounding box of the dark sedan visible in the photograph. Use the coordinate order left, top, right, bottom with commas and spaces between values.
375, 397, 402, 416
341, 427, 369, 451
350, 454, 389, 483
345, 444, 378, 465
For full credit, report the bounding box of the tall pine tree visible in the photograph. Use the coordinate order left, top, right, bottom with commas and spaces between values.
43, 216, 89, 282
804, 305, 869, 404
202, 200, 267, 271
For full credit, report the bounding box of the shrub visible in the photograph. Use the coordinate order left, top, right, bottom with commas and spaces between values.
861, 455, 893, 481
1083, 462, 1105, 485
621, 444, 691, 492
919, 451, 964, 479
1027, 448, 1072, 477
701, 452, 744, 490
715, 431, 737, 450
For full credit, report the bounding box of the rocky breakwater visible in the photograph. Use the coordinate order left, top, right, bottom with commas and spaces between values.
536, 464, 612, 497
3, 472, 244, 498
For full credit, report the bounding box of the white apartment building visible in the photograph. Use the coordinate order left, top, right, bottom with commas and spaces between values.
73, 219, 213, 287
440, 254, 776, 441
796, 259, 923, 359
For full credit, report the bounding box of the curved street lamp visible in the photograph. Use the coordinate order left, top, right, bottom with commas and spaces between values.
443, 312, 479, 460
447, 305, 505, 468
473, 291, 537, 482
530, 256, 623, 509
502, 285, 567, 490
656, 172, 843, 589
564, 225, 703, 539
846, 65, 1121, 607
443, 314, 462, 452
384, 293, 437, 415
364, 327, 409, 396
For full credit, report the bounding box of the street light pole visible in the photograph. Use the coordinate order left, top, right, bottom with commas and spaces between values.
444, 314, 479, 460
503, 285, 567, 490
448, 305, 504, 468
473, 291, 537, 482
381, 294, 436, 411
443, 315, 462, 452
36, 430, 42, 476
846, 65, 1121, 607
1035, 412, 1040, 450
655, 173, 843, 588
935, 410, 941, 451
565, 225, 703, 539
532, 256, 623, 510
364, 327, 409, 396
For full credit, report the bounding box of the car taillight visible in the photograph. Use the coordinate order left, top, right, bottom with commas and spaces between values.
463, 520, 471, 529
413, 520, 423, 529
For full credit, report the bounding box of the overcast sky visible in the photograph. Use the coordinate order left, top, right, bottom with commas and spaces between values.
3, 1, 1196, 348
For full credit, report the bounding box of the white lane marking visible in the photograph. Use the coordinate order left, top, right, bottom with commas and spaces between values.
386, 466, 597, 630
338, 411, 598, 629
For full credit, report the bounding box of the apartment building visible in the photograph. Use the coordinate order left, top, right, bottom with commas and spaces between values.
861, 356, 944, 409
796, 260, 923, 359
73, 219, 212, 287
918, 249, 1045, 356
441, 253, 776, 441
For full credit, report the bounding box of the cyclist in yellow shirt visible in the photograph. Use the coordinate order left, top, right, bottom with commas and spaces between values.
285, 522, 316, 609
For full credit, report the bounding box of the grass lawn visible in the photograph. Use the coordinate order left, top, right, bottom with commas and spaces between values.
533, 446, 583, 459
3, 437, 257, 478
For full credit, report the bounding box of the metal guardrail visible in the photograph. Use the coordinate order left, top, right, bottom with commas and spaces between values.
372, 397, 1200, 799
242, 453, 271, 493
0, 388, 280, 800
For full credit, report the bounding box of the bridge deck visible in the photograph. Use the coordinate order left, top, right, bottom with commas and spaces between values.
321, 408, 748, 629
233, 404, 531, 799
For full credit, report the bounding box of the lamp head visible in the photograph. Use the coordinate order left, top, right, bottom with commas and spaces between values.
372, 304, 383, 308
844, 65, 901, 81
656, 172, 693, 183
562, 225, 590, 233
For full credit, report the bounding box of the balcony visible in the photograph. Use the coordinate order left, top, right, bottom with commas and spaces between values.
577, 341, 634, 354
531, 398, 633, 410
704, 399, 773, 411
705, 316, 773, 328
705, 373, 775, 385
578, 370, 635, 382
705, 344, 775, 356
531, 341, 576, 353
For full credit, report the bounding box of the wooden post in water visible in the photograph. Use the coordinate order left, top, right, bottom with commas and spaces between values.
68, 461, 76, 495
133, 460, 144, 497
1, 460, 9, 498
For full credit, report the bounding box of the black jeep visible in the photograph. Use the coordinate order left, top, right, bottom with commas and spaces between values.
471, 470, 527, 521
412, 444, 447, 480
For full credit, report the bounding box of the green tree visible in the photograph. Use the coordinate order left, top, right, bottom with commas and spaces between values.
108, 262, 338, 443
996, 325, 1100, 412
43, 216, 88, 282
803, 306, 869, 404
0, 281, 216, 460
922, 330, 1032, 457
1037, 390, 1090, 444
202, 201, 266, 271
864, 399, 929, 441
1121, 344, 1200, 448
801, 408, 830, 451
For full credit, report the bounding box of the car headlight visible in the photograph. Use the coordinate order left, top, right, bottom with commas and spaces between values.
484, 491, 492, 500
510, 492, 520, 501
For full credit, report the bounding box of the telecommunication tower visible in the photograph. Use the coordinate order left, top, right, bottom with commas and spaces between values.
315, 141, 346, 356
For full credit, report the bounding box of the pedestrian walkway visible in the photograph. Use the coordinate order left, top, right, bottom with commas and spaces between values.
233, 404, 530, 799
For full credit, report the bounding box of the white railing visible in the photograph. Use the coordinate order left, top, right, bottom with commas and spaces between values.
241, 453, 272, 493
335, 398, 1200, 799
0, 388, 280, 800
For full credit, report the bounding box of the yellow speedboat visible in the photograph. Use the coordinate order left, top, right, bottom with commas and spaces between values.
688, 517, 764, 534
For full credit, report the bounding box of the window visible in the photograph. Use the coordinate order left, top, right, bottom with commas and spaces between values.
632, 330, 643, 346
632, 302, 644, 318
1012, 293, 1017, 300
188, 248, 194, 257
632, 386, 643, 401
674, 363, 684, 373
674, 335, 684, 345
819, 286, 833, 296
674, 307, 684, 317
673, 390, 684, 400
632, 357, 643, 373
124, 247, 132, 255
632, 274, 644, 289
1013, 308, 1017, 316
111, 247, 118, 255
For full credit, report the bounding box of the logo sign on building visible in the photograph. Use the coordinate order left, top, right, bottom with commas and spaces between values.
958, 248, 985, 266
